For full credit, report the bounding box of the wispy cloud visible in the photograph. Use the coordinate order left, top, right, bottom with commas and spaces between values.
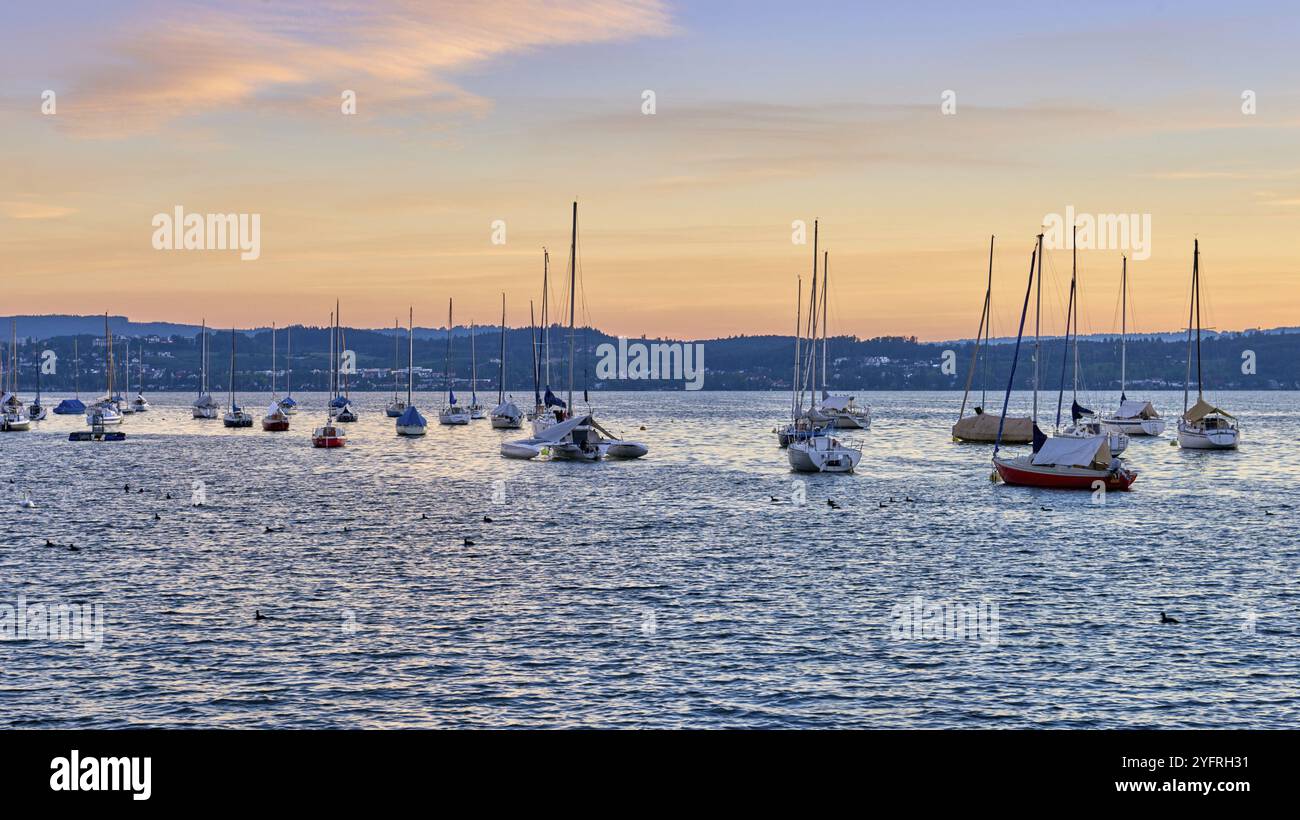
55, 0, 673, 137
0, 200, 78, 219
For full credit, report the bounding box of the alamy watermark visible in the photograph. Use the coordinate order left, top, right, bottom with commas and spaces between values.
889, 595, 999, 648
1043, 205, 1151, 261
595, 336, 705, 390
151, 206, 261, 261
0, 593, 104, 650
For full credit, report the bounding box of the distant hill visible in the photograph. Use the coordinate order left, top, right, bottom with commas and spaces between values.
1, 315, 1297, 392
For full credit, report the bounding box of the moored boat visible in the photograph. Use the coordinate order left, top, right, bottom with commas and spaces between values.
1177, 240, 1239, 451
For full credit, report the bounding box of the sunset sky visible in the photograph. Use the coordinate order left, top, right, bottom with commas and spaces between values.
2, 0, 1297, 341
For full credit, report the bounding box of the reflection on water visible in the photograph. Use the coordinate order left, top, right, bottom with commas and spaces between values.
2, 390, 1297, 728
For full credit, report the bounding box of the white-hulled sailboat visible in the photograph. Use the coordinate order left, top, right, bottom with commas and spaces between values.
261, 324, 289, 431
312, 313, 346, 448
490, 293, 523, 429
129, 340, 150, 412
812, 253, 871, 429
503, 202, 646, 460
1051, 230, 1127, 454
468, 322, 486, 419
953, 235, 1033, 443
1177, 239, 1239, 450
86, 314, 123, 427
278, 326, 299, 415
439, 299, 470, 425
385, 317, 405, 418
1, 327, 31, 432
396, 307, 428, 436
222, 328, 253, 428
1100, 256, 1165, 436
192, 319, 219, 418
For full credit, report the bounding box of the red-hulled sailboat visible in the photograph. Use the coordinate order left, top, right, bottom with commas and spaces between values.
312, 310, 346, 447
990, 232, 1136, 491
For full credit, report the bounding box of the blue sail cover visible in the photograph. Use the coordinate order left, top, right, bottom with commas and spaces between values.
448, 391, 457, 405
279, 396, 298, 407
329, 395, 350, 408
397, 405, 426, 427
1071, 399, 1093, 422
54, 398, 87, 414
543, 387, 566, 408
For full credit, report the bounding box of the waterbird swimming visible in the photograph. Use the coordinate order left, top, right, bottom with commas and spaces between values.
1160, 612, 1180, 624
254, 610, 267, 621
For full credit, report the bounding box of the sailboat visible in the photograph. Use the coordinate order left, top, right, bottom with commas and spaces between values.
1050, 230, 1127, 455
129, 340, 151, 412
278, 326, 298, 414
1177, 239, 1240, 450
812, 253, 871, 429
1, 327, 32, 432
27, 350, 46, 421
86, 314, 123, 426
53, 338, 87, 415
386, 317, 405, 417
528, 249, 560, 434
786, 226, 861, 473
261, 323, 289, 431
468, 322, 486, 419
312, 313, 347, 448
395, 307, 427, 436
1101, 256, 1166, 436
327, 303, 357, 422
117, 338, 135, 414
222, 328, 253, 428
438, 299, 470, 425
192, 319, 219, 418
503, 202, 646, 460
991, 234, 1136, 490
953, 235, 1033, 443
490, 293, 523, 429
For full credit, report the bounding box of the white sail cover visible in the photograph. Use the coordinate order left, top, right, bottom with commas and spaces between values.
820, 395, 851, 411
1115, 399, 1159, 420
1031, 436, 1111, 468
491, 401, 521, 418
193, 393, 218, 408
265, 402, 285, 417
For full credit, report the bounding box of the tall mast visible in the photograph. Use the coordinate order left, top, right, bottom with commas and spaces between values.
74, 337, 79, 399
1032, 232, 1043, 424
105, 313, 113, 399
228, 326, 235, 409
542, 248, 550, 389
271, 323, 276, 397
566, 201, 577, 412
498, 293, 506, 405
1055, 228, 1077, 430
529, 300, 540, 411
328, 310, 335, 398
470, 321, 478, 402
1072, 225, 1079, 401
1194, 239, 1203, 399
286, 326, 292, 398
821, 251, 829, 393
393, 317, 400, 400
994, 244, 1038, 455
958, 235, 994, 421
1120, 255, 1127, 398
445, 297, 453, 404
792, 274, 802, 419
407, 307, 414, 404
808, 220, 819, 405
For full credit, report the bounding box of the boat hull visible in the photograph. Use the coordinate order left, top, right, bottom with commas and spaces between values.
312, 436, 345, 448
1177, 425, 1239, 450
788, 440, 862, 473
490, 415, 523, 429
261, 418, 290, 431
501, 440, 542, 459
993, 456, 1136, 490
396, 424, 427, 437
607, 441, 649, 459
192, 406, 218, 419
1, 417, 32, 432
439, 411, 470, 425
1103, 417, 1166, 436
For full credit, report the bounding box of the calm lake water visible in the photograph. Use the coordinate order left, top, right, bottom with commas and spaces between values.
2, 390, 1297, 728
